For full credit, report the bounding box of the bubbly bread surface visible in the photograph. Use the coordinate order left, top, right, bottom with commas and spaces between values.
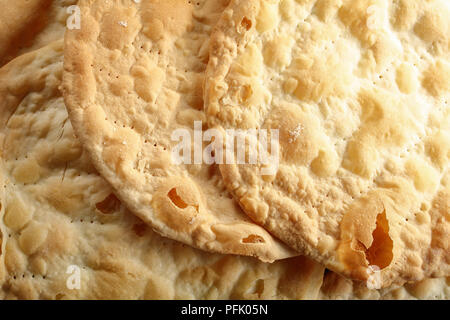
205, 0, 449, 287
0, 0, 448, 300
0, 42, 447, 300
0, 41, 326, 299
320, 271, 449, 300
62, 0, 298, 261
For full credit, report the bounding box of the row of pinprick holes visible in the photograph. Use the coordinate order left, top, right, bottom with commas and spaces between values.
11, 266, 88, 281
12, 274, 45, 280
70, 218, 103, 225
143, 140, 167, 150
91, 64, 120, 79
141, 47, 161, 55
104, 116, 170, 151
90, 63, 171, 152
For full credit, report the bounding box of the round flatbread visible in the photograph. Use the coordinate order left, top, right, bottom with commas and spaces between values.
0, 41, 325, 299
62, 0, 295, 262
205, 0, 449, 287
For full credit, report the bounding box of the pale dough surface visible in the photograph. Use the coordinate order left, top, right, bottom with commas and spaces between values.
63, 0, 297, 262
205, 0, 449, 287
0, 41, 325, 299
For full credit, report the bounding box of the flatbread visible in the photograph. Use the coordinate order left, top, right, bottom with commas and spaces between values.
319, 271, 449, 300
62, 0, 296, 262
0, 0, 78, 67
0, 41, 326, 299
205, 0, 449, 287
0, 43, 446, 301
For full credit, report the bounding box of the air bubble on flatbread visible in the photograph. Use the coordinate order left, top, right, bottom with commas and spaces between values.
153, 177, 204, 232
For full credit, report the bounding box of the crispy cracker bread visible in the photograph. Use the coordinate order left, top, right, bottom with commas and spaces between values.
62, 0, 297, 262
0, 41, 326, 299
0, 0, 78, 67
0, 23, 446, 304
205, 0, 449, 287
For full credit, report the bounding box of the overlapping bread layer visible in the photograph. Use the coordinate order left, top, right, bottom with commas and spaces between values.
0, 0, 447, 299
0, 0, 78, 67
63, 0, 297, 262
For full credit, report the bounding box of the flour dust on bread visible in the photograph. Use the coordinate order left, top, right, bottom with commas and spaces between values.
0, 0, 78, 67
205, 0, 449, 287
63, 0, 296, 262
0, 41, 327, 299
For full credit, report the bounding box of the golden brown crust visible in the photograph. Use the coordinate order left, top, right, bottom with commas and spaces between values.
62, 0, 297, 262
205, 0, 449, 287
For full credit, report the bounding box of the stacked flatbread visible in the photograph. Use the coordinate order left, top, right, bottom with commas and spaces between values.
204, 0, 449, 287
0, 0, 448, 299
